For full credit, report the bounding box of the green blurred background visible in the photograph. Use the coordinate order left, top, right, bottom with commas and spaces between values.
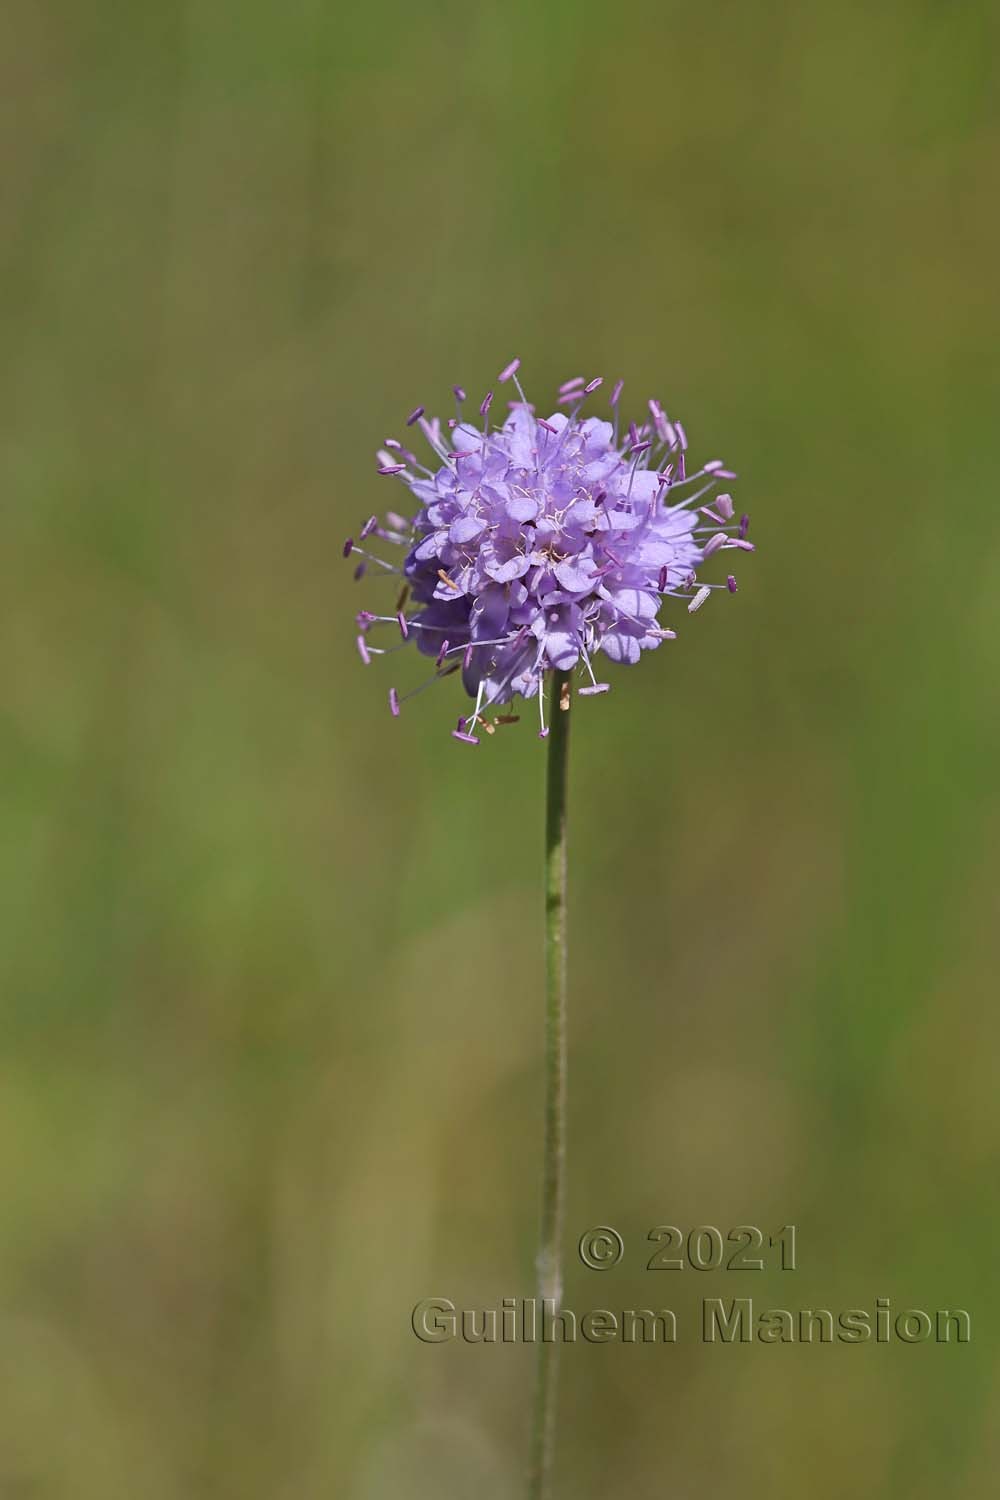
3, 1, 999, 1495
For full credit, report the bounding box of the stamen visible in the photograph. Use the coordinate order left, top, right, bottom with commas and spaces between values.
435, 638, 451, 667
727, 575, 738, 593
453, 385, 466, 402
703, 533, 727, 556
463, 679, 488, 735
739, 513, 750, 538
584, 376, 603, 394
417, 415, 451, 463
395, 584, 410, 612
389, 688, 400, 717
479, 391, 493, 417
353, 562, 366, 581
350, 547, 402, 575
498, 357, 521, 383
437, 568, 460, 591
559, 376, 584, 394
688, 587, 711, 613
405, 406, 425, 426
396, 612, 409, 639
356, 635, 371, 665
393, 661, 460, 711
342, 537, 354, 557
610, 379, 624, 406
578, 683, 610, 696
658, 566, 668, 591
378, 464, 406, 475
537, 676, 549, 738
451, 729, 480, 746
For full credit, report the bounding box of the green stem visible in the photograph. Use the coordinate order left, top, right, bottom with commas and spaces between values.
528, 668, 571, 1499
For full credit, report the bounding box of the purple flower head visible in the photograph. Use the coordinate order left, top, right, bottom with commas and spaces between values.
346, 363, 754, 744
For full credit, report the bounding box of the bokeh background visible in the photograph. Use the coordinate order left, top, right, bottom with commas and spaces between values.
3, 1, 999, 1495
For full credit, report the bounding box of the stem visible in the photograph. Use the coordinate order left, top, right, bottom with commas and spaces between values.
528, 668, 571, 1499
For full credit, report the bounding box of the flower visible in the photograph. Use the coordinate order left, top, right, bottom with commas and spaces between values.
346, 360, 753, 744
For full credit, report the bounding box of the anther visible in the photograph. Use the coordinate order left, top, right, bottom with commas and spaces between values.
405, 406, 424, 426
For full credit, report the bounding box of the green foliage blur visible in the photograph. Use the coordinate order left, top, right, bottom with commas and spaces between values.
2, 1, 998, 1495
